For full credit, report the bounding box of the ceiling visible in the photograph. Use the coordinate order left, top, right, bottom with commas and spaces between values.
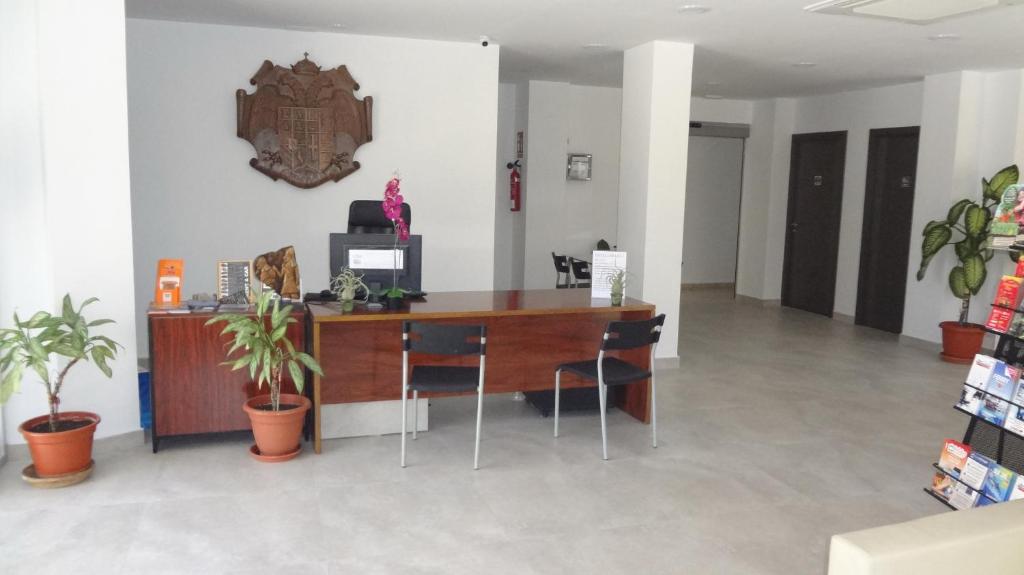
125, 0, 1024, 99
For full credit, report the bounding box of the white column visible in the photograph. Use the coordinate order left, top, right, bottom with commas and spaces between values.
0, 0, 140, 442
617, 41, 694, 359
902, 71, 984, 342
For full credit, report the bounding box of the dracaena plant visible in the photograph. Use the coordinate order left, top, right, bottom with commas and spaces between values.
0, 295, 121, 432
917, 165, 1020, 324
205, 291, 322, 411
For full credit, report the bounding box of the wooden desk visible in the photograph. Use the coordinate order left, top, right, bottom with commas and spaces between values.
147, 306, 305, 452
308, 289, 655, 453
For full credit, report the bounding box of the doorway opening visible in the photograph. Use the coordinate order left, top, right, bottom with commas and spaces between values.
683, 122, 749, 297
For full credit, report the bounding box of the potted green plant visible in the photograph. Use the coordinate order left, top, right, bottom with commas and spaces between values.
330, 266, 368, 312
609, 269, 627, 307
917, 164, 1020, 363
206, 291, 323, 461
0, 295, 120, 483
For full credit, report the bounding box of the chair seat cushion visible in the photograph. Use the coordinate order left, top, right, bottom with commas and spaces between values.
557, 357, 650, 385
409, 365, 480, 392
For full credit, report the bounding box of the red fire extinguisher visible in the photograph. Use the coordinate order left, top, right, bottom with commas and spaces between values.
508, 160, 521, 212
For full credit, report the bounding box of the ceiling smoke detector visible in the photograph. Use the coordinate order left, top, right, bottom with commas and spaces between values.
804, 0, 1017, 24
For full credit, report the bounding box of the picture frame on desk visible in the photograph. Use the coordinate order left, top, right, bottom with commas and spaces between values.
217, 259, 252, 304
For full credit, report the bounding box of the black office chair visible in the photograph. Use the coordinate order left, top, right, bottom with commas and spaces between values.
569, 258, 591, 288
552, 252, 571, 289
348, 200, 412, 234
553, 314, 666, 460
401, 322, 487, 470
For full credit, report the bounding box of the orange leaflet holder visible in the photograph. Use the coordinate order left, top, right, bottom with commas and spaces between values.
155, 259, 184, 305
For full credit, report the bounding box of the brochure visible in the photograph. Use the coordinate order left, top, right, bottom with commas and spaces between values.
983, 464, 1017, 502
1010, 475, 1024, 501
986, 361, 1020, 401
1005, 405, 1024, 436
956, 384, 985, 415
949, 482, 980, 510
961, 452, 994, 490
931, 471, 955, 502
937, 439, 971, 478
966, 354, 997, 389
980, 395, 1011, 427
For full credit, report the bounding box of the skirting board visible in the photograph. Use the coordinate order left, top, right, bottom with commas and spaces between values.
321, 399, 428, 439
681, 282, 735, 290
833, 312, 855, 324
734, 295, 781, 307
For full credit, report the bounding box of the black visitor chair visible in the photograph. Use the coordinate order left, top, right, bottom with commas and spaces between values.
552, 252, 572, 288
401, 322, 487, 470
553, 314, 666, 460
569, 258, 591, 288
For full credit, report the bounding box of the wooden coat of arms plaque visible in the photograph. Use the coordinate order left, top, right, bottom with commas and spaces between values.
236, 54, 373, 188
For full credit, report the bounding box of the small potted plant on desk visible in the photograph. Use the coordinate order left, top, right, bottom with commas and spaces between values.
382, 173, 410, 310
0, 295, 121, 487
917, 164, 1020, 363
206, 291, 323, 462
609, 269, 627, 307
331, 266, 368, 313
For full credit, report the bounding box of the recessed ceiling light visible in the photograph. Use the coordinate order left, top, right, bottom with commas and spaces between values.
792, 61, 817, 67
705, 94, 724, 99
928, 33, 961, 40
676, 4, 711, 14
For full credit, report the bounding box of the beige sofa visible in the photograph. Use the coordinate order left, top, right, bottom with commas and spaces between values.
828, 499, 1024, 574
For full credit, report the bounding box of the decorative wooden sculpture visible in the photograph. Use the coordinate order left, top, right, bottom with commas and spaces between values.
254, 246, 301, 300
236, 54, 373, 188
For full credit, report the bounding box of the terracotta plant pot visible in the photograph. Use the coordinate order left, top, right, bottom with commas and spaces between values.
243, 393, 310, 460
939, 321, 985, 364
18, 411, 100, 478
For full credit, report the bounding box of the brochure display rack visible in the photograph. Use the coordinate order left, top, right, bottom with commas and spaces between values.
926, 308, 1024, 509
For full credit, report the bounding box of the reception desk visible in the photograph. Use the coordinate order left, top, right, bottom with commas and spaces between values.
308, 289, 655, 453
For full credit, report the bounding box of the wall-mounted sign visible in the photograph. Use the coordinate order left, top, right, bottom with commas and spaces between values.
813, 175, 823, 187
236, 54, 373, 189
567, 153, 592, 181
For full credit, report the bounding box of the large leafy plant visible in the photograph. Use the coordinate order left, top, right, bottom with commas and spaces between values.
206, 291, 322, 411
0, 295, 120, 432
917, 165, 1020, 323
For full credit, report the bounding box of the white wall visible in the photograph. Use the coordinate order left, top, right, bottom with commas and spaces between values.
523, 81, 622, 288
127, 20, 499, 354
791, 82, 924, 316
683, 136, 744, 285
691, 97, 754, 124
736, 83, 923, 311
904, 70, 1024, 343
494, 83, 520, 290
1, 0, 140, 443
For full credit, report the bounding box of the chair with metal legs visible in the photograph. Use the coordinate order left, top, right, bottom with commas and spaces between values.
569, 258, 592, 289
552, 252, 572, 288
553, 314, 666, 460
401, 321, 487, 469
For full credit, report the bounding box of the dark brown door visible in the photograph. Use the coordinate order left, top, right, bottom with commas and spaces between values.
782, 131, 847, 316
855, 127, 920, 333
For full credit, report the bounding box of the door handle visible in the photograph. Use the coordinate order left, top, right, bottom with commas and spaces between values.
790, 222, 799, 232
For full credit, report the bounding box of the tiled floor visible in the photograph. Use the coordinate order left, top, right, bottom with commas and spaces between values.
0, 289, 967, 574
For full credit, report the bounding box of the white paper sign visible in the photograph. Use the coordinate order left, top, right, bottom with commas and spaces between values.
349, 249, 404, 270
591, 251, 627, 299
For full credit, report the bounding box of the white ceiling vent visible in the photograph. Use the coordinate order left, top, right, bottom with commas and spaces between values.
804, 0, 1020, 24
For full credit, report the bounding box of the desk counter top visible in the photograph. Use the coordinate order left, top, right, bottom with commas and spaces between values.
307, 289, 652, 323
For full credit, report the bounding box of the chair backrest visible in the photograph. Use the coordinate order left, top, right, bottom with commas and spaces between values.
348, 200, 412, 234
403, 322, 486, 356
551, 252, 570, 274
570, 258, 591, 280
601, 314, 666, 351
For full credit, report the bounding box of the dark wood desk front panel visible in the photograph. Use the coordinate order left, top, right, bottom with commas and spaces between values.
309, 290, 655, 453
148, 308, 304, 450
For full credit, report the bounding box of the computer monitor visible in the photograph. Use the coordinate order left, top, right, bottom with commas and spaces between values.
329, 233, 422, 292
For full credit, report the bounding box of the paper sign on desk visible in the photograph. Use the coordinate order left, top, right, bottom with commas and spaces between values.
349, 249, 404, 270
591, 251, 627, 299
